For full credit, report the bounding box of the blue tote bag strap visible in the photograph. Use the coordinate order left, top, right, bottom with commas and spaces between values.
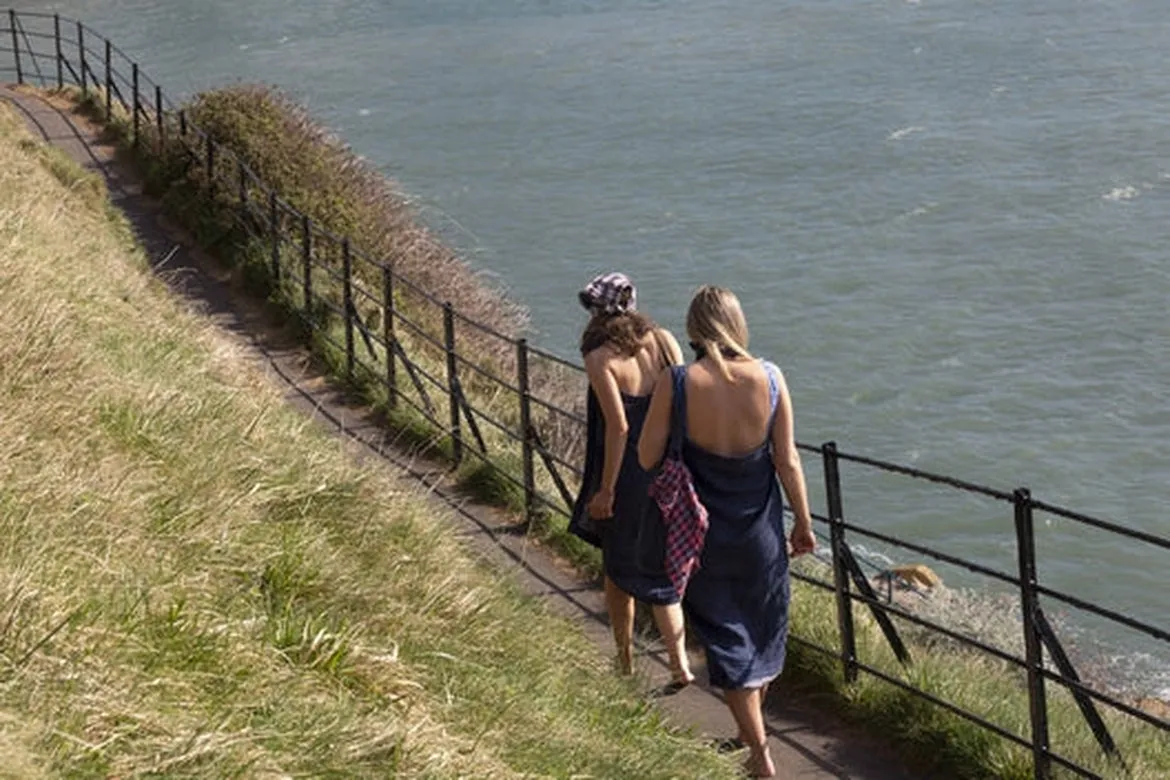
667, 365, 688, 458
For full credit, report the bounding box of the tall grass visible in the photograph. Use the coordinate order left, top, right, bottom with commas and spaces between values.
785, 558, 1170, 779
52, 83, 1170, 778
0, 101, 739, 777
66, 83, 595, 571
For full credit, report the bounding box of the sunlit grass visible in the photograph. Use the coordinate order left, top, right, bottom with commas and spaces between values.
0, 100, 739, 778
54, 82, 1170, 779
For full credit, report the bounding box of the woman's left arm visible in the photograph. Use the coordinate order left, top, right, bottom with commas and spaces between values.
770, 368, 816, 557
637, 368, 675, 471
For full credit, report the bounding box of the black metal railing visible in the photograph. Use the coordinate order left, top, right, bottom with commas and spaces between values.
2, 12, 1167, 778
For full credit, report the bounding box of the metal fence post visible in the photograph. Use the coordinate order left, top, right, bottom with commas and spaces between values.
237, 159, 248, 211
301, 215, 312, 315
10, 11, 22, 85
77, 22, 85, 95
444, 302, 463, 465
824, 441, 858, 684
104, 39, 110, 117
1015, 487, 1051, 779
155, 85, 164, 151
269, 191, 281, 282
131, 62, 140, 148
53, 15, 63, 89
205, 135, 216, 199
517, 338, 535, 524
382, 265, 397, 408
342, 239, 355, 378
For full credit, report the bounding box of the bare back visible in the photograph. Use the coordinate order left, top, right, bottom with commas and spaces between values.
684, 358, 774, 457
590, 330, 678, 397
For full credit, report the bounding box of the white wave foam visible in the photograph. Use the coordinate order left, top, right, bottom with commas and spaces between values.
358, 108, 372, 117
1102, 185, 1140, 202
887, 126, 925, 141
895, 202, 939, 221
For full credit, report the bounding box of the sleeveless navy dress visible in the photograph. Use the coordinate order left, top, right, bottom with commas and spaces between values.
570, 389, 679, 606
672, 362, 791, 689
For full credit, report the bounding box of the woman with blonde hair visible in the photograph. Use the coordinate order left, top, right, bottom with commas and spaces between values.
569, 272, 694, 689
638, 285, 816, 778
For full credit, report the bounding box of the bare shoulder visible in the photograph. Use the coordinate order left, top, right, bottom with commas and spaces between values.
655, 327, 682, 348
583, 344, 616, 370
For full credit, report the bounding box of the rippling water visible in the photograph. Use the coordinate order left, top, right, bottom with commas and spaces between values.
14, 0, 1170, 691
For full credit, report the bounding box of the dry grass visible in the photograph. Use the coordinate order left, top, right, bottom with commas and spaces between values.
66, 83, 595, 568
786, 558, 1170, 779
0, 102, 738, 778
52, 83, 1170, 779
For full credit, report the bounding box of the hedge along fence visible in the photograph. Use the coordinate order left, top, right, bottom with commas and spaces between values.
1, 11, 592, 551
4, 12, 1170, 779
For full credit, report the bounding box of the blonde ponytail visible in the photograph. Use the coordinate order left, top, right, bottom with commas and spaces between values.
686, 286, 752, 382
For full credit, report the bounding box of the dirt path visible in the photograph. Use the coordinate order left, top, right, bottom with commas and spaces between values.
1, 84, 916, 780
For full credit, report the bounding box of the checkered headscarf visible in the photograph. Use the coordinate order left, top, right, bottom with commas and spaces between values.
578, 272, 637, 315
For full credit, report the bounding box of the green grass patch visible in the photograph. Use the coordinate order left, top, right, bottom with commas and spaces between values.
49, 84, 1170, 779
0, 99, 740, 778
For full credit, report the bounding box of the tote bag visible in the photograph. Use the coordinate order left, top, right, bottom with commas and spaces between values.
647, 366, 709, 598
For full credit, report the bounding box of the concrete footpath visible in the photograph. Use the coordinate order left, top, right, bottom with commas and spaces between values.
1, 85, 917, 780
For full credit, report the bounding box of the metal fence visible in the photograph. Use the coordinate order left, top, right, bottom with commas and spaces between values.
2, 11, 1167, 778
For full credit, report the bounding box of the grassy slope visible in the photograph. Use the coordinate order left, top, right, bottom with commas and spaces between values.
51, 85, 1170, 780
0, 103, 738, 777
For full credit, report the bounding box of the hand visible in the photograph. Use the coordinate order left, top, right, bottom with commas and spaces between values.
789, 523, 816, 558
587, 488, 615, 520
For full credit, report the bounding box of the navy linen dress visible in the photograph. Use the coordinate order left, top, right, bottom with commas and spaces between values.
673, 362, 791, 690
570, 389, 679, 606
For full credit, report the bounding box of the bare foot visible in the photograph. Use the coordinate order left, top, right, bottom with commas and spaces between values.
616, 646, 634, 676
651, 677, 694, 698
744, 746, 775, 778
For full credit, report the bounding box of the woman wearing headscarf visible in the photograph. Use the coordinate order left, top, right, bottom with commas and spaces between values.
570, 272, 693, 689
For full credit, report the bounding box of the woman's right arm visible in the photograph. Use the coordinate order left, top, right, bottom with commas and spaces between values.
585, 348, 629, 519
637, 368, 674, 471
657, 328, 684, 367
770, 368, 816, 557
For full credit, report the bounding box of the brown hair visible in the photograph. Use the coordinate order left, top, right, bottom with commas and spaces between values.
686, 285, 752, 381
580, 311, 656, 357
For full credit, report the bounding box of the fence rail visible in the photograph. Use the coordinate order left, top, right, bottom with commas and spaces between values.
2, 12, 1167, 778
